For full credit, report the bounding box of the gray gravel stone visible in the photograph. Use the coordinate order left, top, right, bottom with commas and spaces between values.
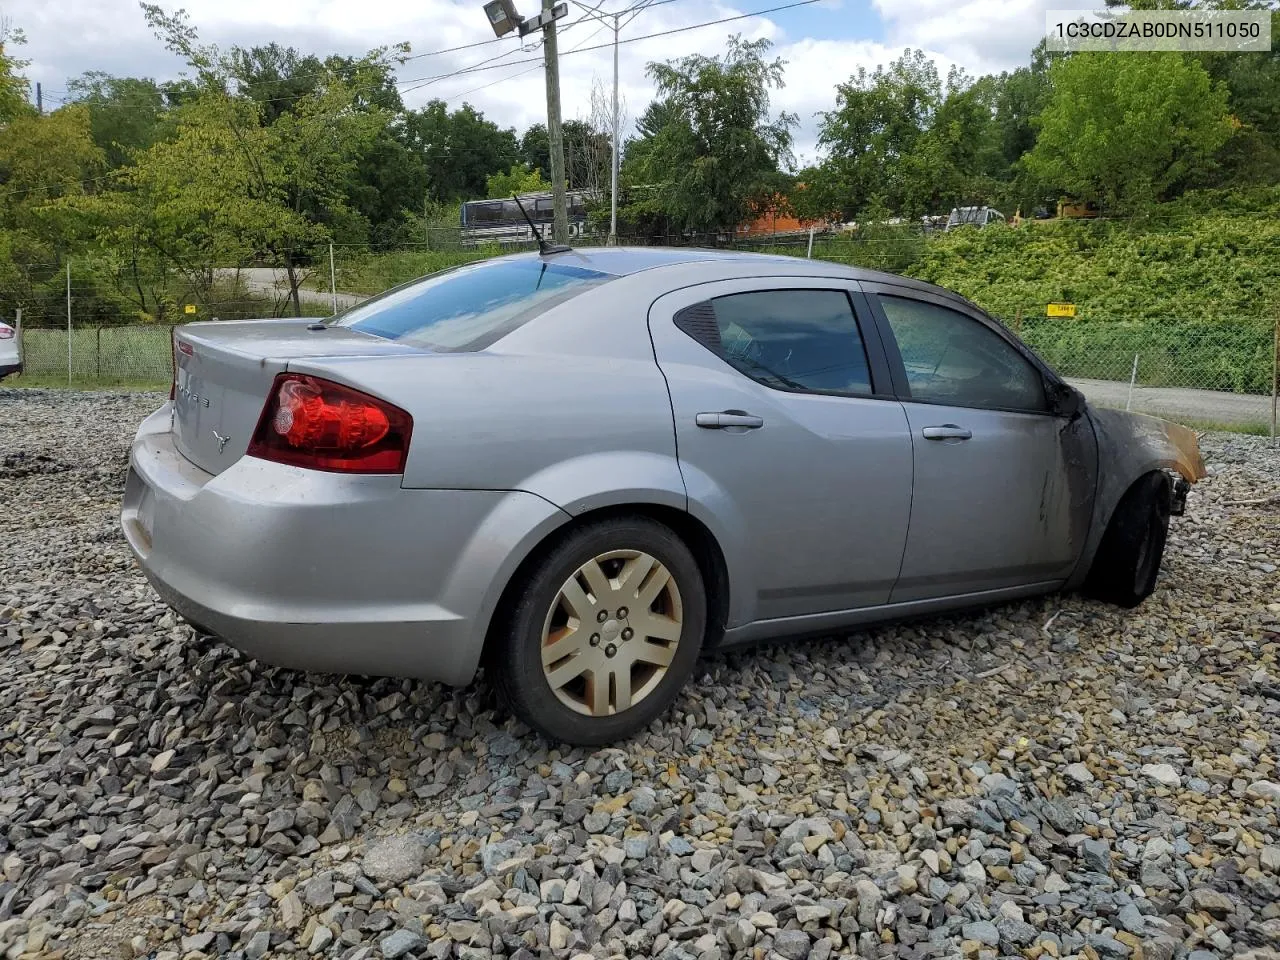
1082, 838, 1112, 874
1, 392, 1276, 960
772, 929, 811, 959
245, 931, 271, 960
381, 929, 427, 958
1190, 888, 1234, 915
362, 836, 425, 884
963, 920, 999, 946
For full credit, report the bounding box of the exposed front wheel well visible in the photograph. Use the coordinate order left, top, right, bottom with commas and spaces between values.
481, 503, 730, 672
1084, 470, 1172, 608
1104, 470, 1173, 530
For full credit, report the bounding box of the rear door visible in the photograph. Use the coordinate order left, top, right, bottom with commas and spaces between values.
863, 284, 1097, 602
648, 278, 914, 623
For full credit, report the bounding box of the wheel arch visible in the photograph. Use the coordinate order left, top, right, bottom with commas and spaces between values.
479, 502, 732, 676
1068, 465, 1173, 590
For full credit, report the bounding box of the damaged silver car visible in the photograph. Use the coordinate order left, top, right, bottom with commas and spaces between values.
122, 248, 1205, 745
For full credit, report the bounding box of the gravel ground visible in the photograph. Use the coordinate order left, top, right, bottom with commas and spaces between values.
1, 388, 1278, 960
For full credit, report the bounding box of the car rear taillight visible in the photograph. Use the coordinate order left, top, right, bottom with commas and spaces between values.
247, 373, 412, 474
0, 323, 13, 340
169, 327, 177, 400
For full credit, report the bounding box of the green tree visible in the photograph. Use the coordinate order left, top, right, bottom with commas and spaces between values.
627, 35, 796, 235
1024, 52, 1232, 209
401, 100, 520, 202
806, 50, 941, 221
993, 42, 1055, 169
520, 123, 550, 179
0, 105, 105, 238
223, 43, 427, 246
0, 18, 32, 124
522, 119, 610, 192
0, 103, 107, 323
486, 163, 550, 198
66, 73, 172, 169
228, 43, 408, 123
86, 4, 395, 315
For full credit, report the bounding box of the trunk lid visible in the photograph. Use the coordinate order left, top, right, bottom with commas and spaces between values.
172, 319, 420, 475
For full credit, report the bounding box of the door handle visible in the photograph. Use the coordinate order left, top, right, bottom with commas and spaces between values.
922, 424, 972, 441
696, 411, 764, 429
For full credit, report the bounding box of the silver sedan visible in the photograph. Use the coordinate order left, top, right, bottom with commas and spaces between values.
122, 248, 1206, 744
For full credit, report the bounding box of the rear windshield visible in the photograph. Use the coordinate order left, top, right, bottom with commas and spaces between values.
331, 258, 611, 351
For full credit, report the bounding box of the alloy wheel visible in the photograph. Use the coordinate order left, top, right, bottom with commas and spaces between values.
539, 549, 684, 717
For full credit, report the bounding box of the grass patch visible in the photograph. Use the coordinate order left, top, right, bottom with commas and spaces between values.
5, 372, 168, 391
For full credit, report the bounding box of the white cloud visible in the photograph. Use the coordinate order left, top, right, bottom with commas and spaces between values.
871, 0, 1096, 74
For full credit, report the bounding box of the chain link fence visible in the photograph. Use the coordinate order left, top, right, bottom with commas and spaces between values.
6, 247, 1278, 435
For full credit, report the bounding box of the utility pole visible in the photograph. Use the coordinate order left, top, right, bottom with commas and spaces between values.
542, 0, 569, 245
569, 0, 655, 244
35, 82, 42, 115
610, 12, 619, 244
485, 2, 569, 245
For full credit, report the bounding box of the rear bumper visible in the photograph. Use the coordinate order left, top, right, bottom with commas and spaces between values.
122, 403, 566, 684
0, 359, 21, 379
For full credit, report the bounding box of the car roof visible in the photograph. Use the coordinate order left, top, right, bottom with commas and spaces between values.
499, 246, 981, 312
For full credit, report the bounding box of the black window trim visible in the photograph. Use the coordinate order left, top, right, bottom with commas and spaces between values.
673, 284, 896, 401
860, 281, 1065, 417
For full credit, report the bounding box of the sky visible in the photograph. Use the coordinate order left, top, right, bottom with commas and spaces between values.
10, 0, 1097, 164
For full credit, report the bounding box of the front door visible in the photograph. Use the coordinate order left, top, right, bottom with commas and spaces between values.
648, 279, 915, 624
865, 286, 1097, 603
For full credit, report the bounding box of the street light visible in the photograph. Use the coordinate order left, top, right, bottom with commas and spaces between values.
483, 0, 523, 37
483, 0, 569, 38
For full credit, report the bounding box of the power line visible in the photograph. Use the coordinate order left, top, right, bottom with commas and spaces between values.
390, 0, 825, 87
400, 0, 686, 62
397, 40, 543, 96
414, 1, 635, 107
39, 0, 798, 113
41, 4, 615, 110
398, 0, 634, 98
43, 0, 694, 108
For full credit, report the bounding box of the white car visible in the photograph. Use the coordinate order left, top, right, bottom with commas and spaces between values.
0, 321, 19, 380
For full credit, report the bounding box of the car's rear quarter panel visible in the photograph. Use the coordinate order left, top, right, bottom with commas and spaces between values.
284, 277, 687, 512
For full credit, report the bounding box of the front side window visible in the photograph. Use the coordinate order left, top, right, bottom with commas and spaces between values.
332, 259, 611, 352
878, 295, 1047, 411
692, 290, 873, 395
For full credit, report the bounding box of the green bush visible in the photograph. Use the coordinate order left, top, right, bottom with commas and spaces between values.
905, 193, 1280, 322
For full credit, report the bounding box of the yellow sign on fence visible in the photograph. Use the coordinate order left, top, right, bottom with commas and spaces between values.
184, 304, 197, 315
1047, 302, 1076, 318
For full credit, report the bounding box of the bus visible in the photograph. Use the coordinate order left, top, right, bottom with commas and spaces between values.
459, 190, 599, 246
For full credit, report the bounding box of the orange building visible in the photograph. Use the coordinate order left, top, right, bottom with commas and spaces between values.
736, 194, 827, 238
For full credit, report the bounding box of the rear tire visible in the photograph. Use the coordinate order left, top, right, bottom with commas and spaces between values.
1085, 472, 1171, 608
492, 516, 706, 746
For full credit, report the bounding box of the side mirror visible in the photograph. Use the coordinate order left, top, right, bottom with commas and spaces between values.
1048, 380, 1084, 419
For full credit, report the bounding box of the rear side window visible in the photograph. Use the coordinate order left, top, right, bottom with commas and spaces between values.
332, 259, 611, 352
678, 290, 873, 395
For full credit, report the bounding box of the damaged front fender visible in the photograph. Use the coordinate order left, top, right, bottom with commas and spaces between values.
1090, 408, 1208, 484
